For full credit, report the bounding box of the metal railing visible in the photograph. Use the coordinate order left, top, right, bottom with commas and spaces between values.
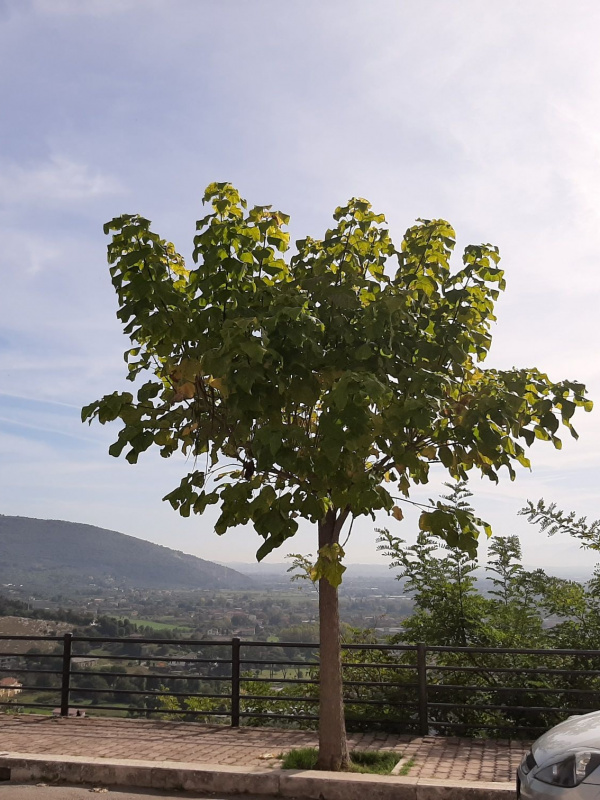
2, 634, 600, 737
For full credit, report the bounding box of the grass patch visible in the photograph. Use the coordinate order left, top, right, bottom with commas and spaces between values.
350, 750, 403, 774
281, 747, 406, 774
396, 757, 415, 776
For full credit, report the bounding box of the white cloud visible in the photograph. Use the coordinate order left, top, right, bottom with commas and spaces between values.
0, 155, 123, 206
0, 229, 63, 275
0, 392, 80, 410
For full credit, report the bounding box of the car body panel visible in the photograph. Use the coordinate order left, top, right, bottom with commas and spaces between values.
517, 712, 600, 798
518, 771, 600, 799
532, 713, 600, 769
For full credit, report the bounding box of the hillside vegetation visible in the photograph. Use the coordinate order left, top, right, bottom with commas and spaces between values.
0, 515, 253, 593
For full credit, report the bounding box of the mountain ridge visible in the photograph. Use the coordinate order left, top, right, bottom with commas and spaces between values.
0, 514, 253, 592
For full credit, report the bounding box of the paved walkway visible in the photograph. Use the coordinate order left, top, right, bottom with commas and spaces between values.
0, 716, 528, 783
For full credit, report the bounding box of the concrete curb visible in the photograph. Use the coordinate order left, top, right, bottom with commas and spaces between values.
0, 752, 514, 800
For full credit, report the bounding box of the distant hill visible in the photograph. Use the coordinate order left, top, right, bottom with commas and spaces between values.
0, 515, 253, 593
228, 561, 398, 579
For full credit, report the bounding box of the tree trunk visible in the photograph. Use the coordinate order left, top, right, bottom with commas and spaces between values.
316, 510, 350, 771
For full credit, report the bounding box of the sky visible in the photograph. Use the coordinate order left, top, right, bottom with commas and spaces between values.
1, 0, 599, 573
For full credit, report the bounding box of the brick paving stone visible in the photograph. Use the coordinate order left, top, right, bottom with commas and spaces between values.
0, 715, 530, 782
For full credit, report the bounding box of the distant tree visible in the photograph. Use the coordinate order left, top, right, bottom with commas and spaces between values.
113, 676, 139, 705
71, 673, 109, 704
520, 500, 600, 550
96, 616, 119, 637
377, 483, 493, 647
83, 183, 590, 769
279, 623, 320, 643
521, 499, 600, 646
485, 535, 544, 646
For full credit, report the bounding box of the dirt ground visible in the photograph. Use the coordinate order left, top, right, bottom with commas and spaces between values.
0, 617, 71, 654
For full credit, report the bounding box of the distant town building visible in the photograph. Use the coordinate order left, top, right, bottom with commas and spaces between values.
71, 657, 98, 669
0, 677, 22, 699
233, 627, 256, 638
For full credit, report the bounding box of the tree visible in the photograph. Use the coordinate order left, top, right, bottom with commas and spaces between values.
377, 483, 494, 648
521, 499, 600, 648
376, 522, 600, 736
83, 182, 590, 769
520, 500, 600, 550
486, 535, 544, 645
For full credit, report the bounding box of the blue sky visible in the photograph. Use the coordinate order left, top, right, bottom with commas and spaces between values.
1, 0, 599, 571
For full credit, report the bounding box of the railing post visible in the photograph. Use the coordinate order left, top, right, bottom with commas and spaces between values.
60, 632, 72, 717
231, 637, 240, 728
416, 642, 429, 736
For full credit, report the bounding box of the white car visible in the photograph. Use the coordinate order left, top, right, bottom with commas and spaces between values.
518, 711, 600, 798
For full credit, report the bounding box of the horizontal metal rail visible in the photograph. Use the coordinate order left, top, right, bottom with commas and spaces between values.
0, 667, 61, 675
2, 632, 600, 737
430, 719, 546, 732
240, 659, 320, 667
240, 676, 316, 684
242, 694, 319, 704
429, 702, 595, 714
239, 711, 319, 721
69, 688, 232, 699
0, 700, 60, 709
427, 665, 600, 676
341, 662, 415, 670
0, 635, 64, 641
66, 653, 232, 663
63, 706, 229, 716
426, 684, 600, 695
0, 652, 63, 659
7, 684, 60, 693
69, 636, 235, 646
68, 670, 229, 682
428, 644, 600, 656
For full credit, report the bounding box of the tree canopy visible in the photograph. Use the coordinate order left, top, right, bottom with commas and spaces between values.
83, 182, 592, 769
83, 182, 591, 564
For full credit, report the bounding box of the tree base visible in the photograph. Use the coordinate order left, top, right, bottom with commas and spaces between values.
316, 753, 351, 771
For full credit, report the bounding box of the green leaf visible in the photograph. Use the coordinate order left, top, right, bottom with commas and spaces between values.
108, 438, 127, 458
81, 402, 99, 422
355, 343, 372, 360
239, 339, 266, 362
312, 543, 347, 588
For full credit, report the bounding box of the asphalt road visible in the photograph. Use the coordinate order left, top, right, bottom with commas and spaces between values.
0, 785, 280, 800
